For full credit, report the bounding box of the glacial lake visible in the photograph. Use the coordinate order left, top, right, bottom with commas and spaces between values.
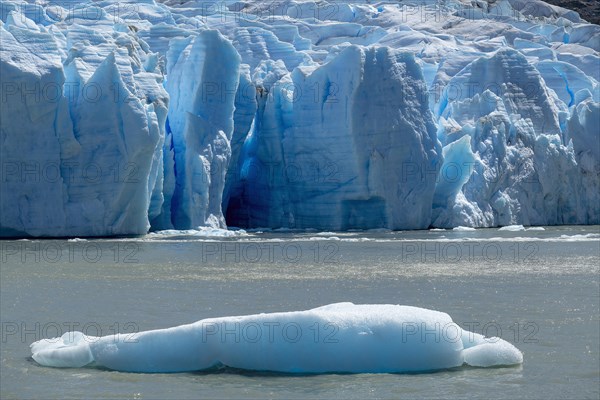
1, 226, 599, 399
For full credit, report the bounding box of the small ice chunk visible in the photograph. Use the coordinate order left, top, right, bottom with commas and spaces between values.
453, 226, 477, 231
499, 225, 526, 231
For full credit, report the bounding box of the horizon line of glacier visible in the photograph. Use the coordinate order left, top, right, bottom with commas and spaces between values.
1, 0, 598, 237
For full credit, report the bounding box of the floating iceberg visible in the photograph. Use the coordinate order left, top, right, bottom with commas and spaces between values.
30, 303, 523, 373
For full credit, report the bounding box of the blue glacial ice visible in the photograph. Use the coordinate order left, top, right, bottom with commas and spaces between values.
158, 29, 241, 229
225, 45, 440, 230
1, 0, 599, 236
30, 303, 523, 373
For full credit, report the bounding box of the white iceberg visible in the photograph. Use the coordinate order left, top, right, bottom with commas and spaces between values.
31, 303, 523, 374
498, 225, 526, 231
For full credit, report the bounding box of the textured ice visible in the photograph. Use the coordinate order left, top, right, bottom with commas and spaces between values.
1, 12, 168, 236
498, 224, 526, 231
158, 30, 241, 230
1, 0, 599, 236
31, 303, 523, 373
226, 45, 440, 230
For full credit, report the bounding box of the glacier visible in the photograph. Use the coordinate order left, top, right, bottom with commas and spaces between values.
0, 0, 599, 236
30, 302, 524, 373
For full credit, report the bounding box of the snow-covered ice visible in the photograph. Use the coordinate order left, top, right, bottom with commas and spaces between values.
1, 0, 599, 236
30, 303, 523, 373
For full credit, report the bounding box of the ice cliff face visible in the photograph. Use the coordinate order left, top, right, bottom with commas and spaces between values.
0, 0, 598, 236
156, 30, 240, 230
433, 48, 598, 227
1, 8, 168, 236
225, 46, 440, 230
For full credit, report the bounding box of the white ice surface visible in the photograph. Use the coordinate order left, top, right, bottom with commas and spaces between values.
31, 303, 523, 373
1, 0, 598, 236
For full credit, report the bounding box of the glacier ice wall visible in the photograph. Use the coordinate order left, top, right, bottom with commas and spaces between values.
433, 48, 599, 227
1, 12, 168, 236
226, 46, 441, 230
1, 0, 599, 236
157, 29, 241, 230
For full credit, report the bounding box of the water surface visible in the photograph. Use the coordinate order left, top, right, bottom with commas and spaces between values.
1, 226, 599, 399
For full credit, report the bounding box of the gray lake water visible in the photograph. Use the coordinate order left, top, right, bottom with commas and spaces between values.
1, 226, 599, 399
